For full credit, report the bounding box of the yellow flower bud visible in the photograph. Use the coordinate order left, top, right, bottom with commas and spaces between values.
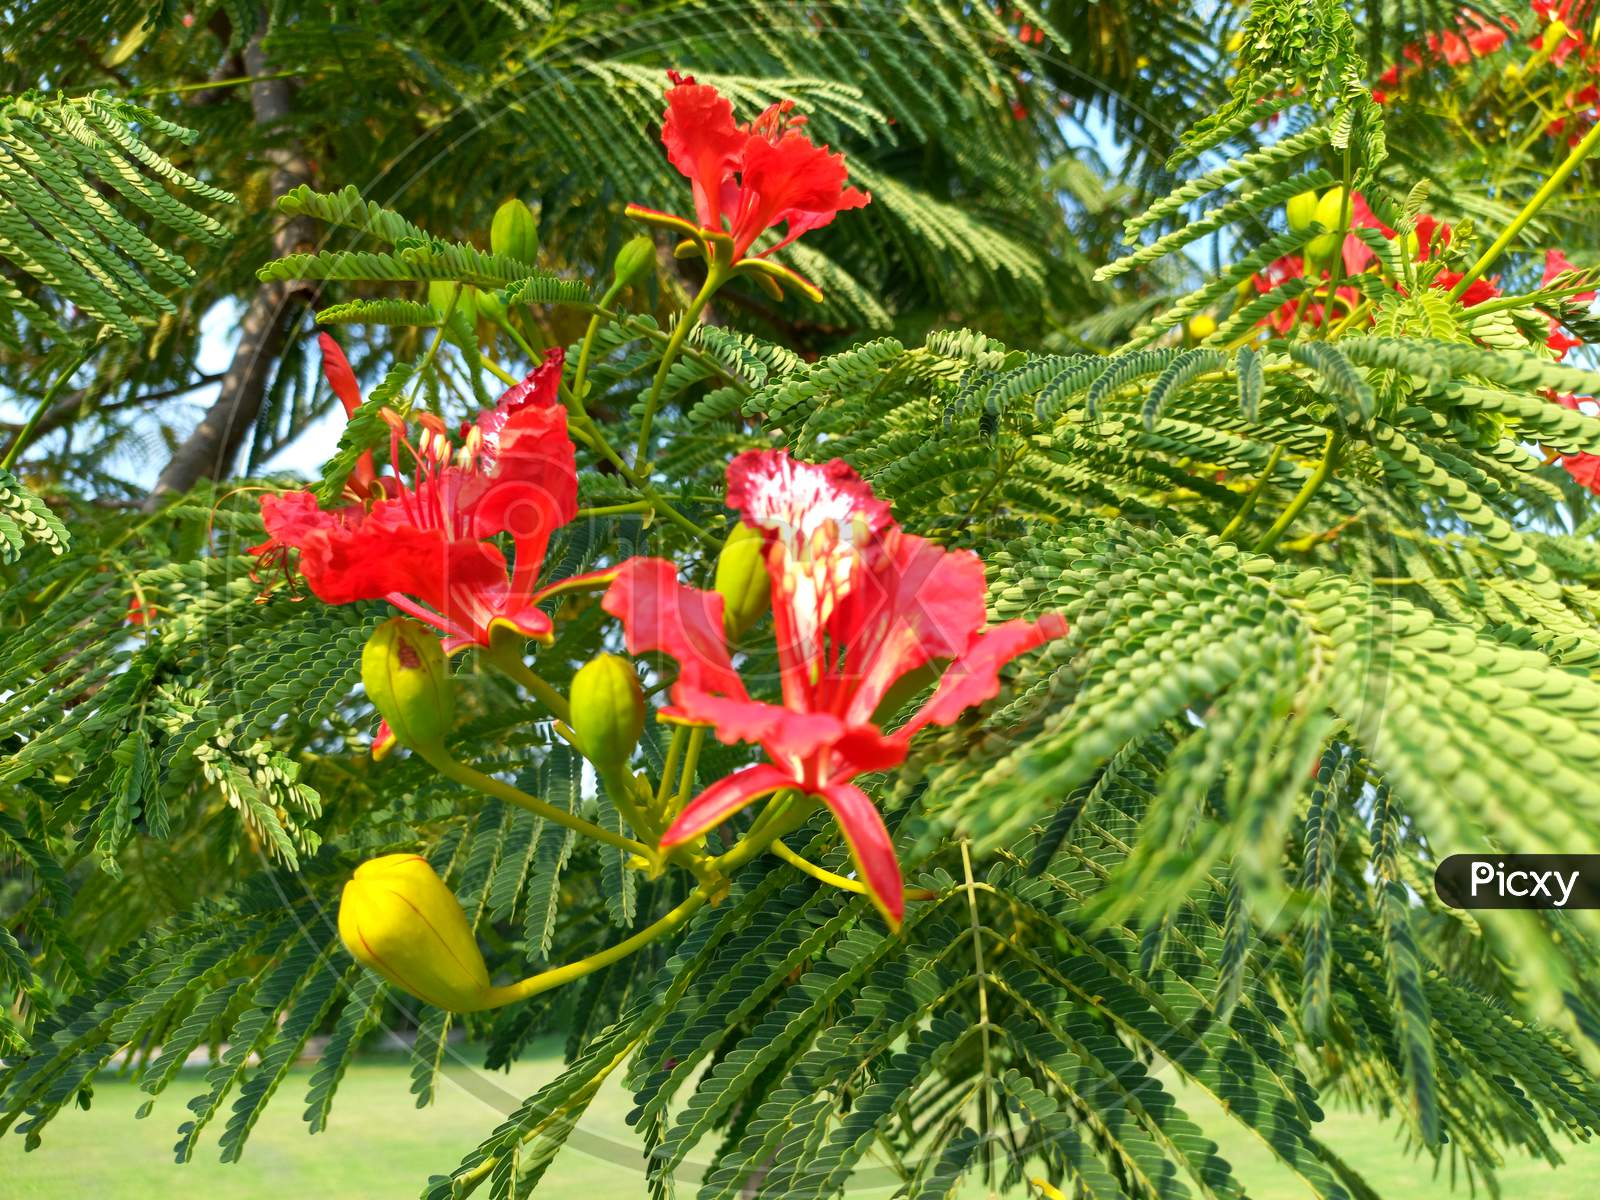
714, 522, 771, 639
490, 197, 539, 264
338, 854, 498, 1011
1284, 189, 1318, 235
1185, 313, 1217, 342
613, 235, 656, 290
569, 653, 646, 768
362, 617, 453, 756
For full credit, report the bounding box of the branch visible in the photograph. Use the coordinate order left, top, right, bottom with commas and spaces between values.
144, 6, 315, 509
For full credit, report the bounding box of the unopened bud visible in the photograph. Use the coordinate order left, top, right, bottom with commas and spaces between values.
428, 280, 477, 332
339, 854, 497, 1011
1305, 187, 1346, 267
570, 654, 646, 768
362, 617, 453, 755
1284, 189, 1318, 235
491, 198, 539, 264
476, 287, 506, 324
1185, 313, 1217, 342
613, 235, 656, 290
714, 523, 771, 638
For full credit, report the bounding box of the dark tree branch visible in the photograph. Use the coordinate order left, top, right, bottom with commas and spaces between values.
145, 8, 315, 510
1, 373, 227, 440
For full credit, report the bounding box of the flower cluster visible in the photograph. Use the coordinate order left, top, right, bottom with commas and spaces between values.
253, 342, 590, 655
626, 72, 870, 301
1372, 12, 1510, 103
246, 72, 1062, 1012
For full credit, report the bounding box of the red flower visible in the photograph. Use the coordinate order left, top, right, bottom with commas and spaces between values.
253, 342, 590, 655
602, 450, 1066, 926
1552, 393, 1600, 492
1542, 248, 1595, 360
626, 73, 870, 300
126, 593, 154, 625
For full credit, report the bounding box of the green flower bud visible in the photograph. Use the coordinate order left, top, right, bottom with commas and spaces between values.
362, 617, 453, 755
476, 287, 506, 324
428, 280, 477, 331
714, 523, 770, 638
569, 654, 645, 768
491, 198, 539, 264
1305, 187, 1346, 266
1284, 189, 1318, 234
612, 236, 656, 290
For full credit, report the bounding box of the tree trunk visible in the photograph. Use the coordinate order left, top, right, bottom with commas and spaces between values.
145, 10, 314, 508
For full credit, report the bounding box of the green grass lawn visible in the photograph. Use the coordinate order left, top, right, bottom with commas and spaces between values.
5, 1041, 1598, 1198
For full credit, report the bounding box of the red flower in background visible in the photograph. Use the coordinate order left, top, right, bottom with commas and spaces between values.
254, 340, 591, 655
1541, 248, 1596, 360
603, 450, 1066, 926
1371, 7, 1510, 103
626, 73, 870, 299
1551, 393, 1600, 492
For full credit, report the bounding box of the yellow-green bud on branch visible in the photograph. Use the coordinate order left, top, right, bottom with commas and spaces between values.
339, 854, 499, 1011
476, 287, 506, 325
1305, 187, 1346, 268
1284, 189, 1318, 235
491, 197, 539, 264
714, 523, 770, 638
362, 617, 454, 756
570, 653, 645, 767
612, 236, 656, 290
428, 279, 477, 327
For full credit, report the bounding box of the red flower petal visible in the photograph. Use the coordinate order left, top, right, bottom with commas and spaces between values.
902, 614, 1068, 737
661, 74, 747, 230
659, 762, 795, 848
816, 781, 904, 929
665, 686, 845, 760
1563, 451, 1600, 492
731, 130, 870, 258
834, 532, 990, 725
603, 557, 748, 699
318, 332, 363, 417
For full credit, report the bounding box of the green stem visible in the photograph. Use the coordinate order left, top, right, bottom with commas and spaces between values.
712, 793, 817, 875
407, 286, 461, 405
484, 639, 571, 724
484, 889, 707, 1005
1217, 443, 1284, 543
574, 500, 654, 519
1252, 430, 1343, 554
635, 267, 726, 463
423, 749, 649, 858
1, 346, 92, 471
1450, 116, 1600, 301
482, 357, 520, 387
575, 418, 710, 541
771, 839, 868, 894
1316, 146, 1355, 341
654, 726, 687, 812
132, 69, 301, 97
674, 726, 708, 814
